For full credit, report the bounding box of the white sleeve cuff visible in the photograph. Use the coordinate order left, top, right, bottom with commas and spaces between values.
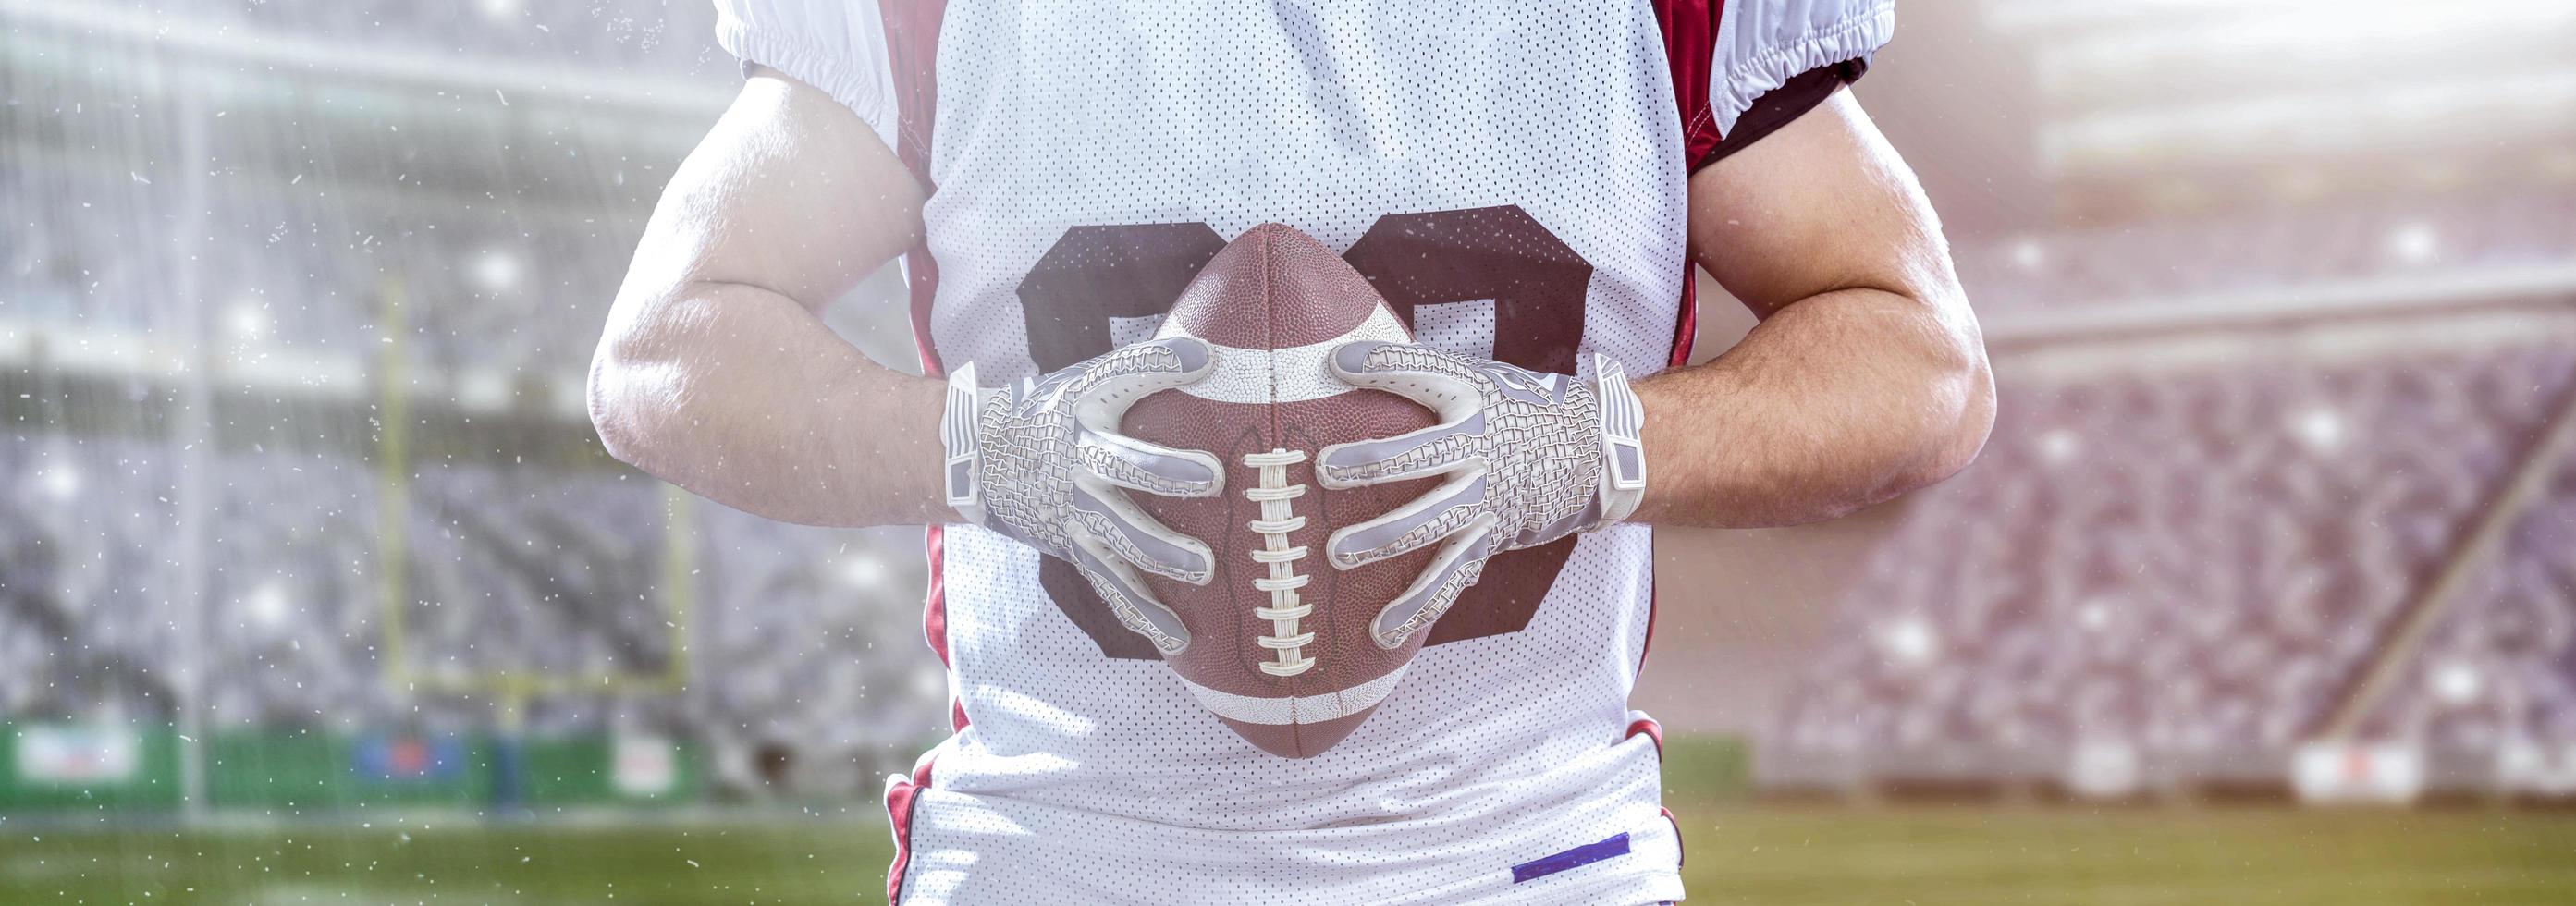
714, 0, 902, 151
1709, 0, 1895, 138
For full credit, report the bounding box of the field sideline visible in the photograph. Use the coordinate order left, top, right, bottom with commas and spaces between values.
6, 805, 2576, 904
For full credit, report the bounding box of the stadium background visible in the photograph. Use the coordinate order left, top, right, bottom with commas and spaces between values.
4, 0, 2575, 902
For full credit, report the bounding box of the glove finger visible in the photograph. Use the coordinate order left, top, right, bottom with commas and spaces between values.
1075, 337, 1212, 391
1316, 413, 1480, 489
1067, 534, 1192, 655
1325, 471, 1486, 569
1072, 475, 1216, 585
1071, 337, 1214, 428
1080, 427, 1222, 498
1328, 341, 1481, 420
1368, 516, 1497, 648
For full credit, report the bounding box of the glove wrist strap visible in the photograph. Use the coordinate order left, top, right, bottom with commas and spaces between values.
940, 363, 991, 527
1590, 354, 1647, 526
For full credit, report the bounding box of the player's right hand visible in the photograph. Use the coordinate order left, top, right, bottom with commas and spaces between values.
940, 337, 1222, 655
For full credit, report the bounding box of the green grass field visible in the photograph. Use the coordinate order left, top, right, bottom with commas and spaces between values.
6, 805, 2576, 904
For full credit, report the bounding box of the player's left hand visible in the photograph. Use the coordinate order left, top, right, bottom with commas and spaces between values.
1313, 341, 1647, 646
941, 338, 1224, 655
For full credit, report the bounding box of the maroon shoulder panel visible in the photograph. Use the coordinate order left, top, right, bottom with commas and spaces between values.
1654, 0, 1726, 169
1649, 3, 1718, 366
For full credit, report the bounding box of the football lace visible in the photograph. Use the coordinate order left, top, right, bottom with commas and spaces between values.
1242, 448, 1316, 677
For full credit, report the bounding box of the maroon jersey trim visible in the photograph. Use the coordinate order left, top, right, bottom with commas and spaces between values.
882, 755, 938, 904
1654, 0, 1726, 174
882, 4, 952, 903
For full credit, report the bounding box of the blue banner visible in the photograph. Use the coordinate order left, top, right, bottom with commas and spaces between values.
351, 735, 465, 782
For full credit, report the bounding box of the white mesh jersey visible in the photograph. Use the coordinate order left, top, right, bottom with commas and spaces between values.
715, 1, 1894, 902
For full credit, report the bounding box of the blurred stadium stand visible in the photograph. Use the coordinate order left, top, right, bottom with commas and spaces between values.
0, 0, 940, 807
1765, 332, 2576, 797
3, 0, 2574, 814
1743, 0, 2576, 802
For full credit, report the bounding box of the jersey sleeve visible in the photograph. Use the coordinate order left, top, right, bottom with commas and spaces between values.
713, 0, 902, 150
1709, 0, 1894, 141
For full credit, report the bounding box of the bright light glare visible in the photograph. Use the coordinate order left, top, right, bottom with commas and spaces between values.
246, 579, 296, 630
225, 297, 270, 343
2038, 427, 2081, 465
2386, 223, 2440, 266
1876, 617, 1938, 667
2293, 408, 2345, 453
472, 251, 523, 295
839, 554, 888, 590
35, 465, 82, 502
2009, 238, 2048, 272
2433, 661, 2483, 704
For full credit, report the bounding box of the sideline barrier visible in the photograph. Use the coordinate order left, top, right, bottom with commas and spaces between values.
0, 724, 699, 813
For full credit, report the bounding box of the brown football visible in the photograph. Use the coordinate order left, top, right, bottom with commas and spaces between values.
1122, 223, 1441, 758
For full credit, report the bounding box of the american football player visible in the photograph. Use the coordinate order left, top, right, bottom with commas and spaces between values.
589, 1, 1992, 901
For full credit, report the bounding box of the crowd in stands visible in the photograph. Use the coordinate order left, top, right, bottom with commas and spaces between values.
2362, 452, 2576, 753
4, 161, 642, 377
1770, 340, 2576, 789
0, 433, 946, 771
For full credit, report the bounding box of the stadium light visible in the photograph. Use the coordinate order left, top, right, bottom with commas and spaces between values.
2008, 238, 2048, 272
472, 251, 524, 296
2077, 599, 2114, 631
2432, 661, 2483, 705
2293, 408, 2346, 453
1873, 617, 1938, 668
224, 296, 271, 344
2038, 427, 2081, 465
34, 464, 81, 502
245, 580, 297, 631
2386, 223, 2440, 266
838, 552, 889, 591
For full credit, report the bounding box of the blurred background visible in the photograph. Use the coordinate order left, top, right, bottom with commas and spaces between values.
3, 0, 2573, 902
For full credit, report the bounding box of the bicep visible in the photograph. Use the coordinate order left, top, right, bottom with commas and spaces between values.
619, 67, 925, 315
1686, 88, 1960, 321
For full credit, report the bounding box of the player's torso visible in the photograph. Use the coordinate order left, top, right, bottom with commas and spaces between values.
900, 3, 1685, 903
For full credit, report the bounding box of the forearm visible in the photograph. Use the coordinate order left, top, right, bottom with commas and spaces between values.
588, 281, 951, 527
587, 66, 943, 526
1629, 284, 1993, 528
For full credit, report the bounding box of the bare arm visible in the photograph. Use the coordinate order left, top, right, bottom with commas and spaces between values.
588, 68, 950, 527
1634, 88, 1994, 527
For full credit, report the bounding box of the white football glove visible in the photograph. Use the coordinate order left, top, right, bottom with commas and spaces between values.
1315, 342, 1647, 648
941, 337, 1222, 655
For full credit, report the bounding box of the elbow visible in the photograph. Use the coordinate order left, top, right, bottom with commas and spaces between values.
1929, 361, 1996, 484
1750, 339, 1995, 528
1854, 287, 1993, 508
1905, 331, 1996, 492
587, 345, 643, 469
586, 324, 669, 471
587, 273, 710, 473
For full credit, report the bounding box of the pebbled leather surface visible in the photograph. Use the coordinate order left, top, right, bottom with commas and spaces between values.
1123, 224, 1441, 757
